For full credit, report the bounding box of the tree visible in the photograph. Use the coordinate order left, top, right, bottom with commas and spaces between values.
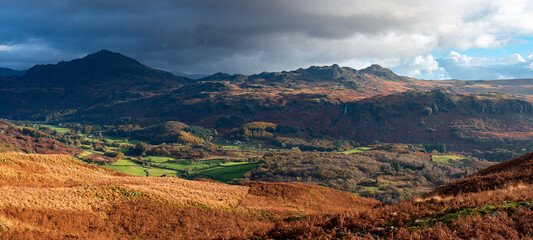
131, 142, 150, 156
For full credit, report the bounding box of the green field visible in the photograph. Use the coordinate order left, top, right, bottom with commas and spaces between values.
77, 151, 92, 158
101, 134, 141, 145
163, 159, 224, 171
20, 121, 260, 182
431, 154, 468, 165
105, 159, 257, 182
195, 162, 259, 182
142, 156, 179, 164
39, 124, 71, 134
146, 168, 177, 177
364, 186, 379, 191
104, 165, 148, 177
342, 147, 372, 154
113, 158, 141, 166
220, 141, 269, 153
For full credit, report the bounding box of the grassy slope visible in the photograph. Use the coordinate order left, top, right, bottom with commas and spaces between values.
196, 162, 259, 182
104, 165, 148, 177
0, 152, 378, 239
431, 154, 468, 164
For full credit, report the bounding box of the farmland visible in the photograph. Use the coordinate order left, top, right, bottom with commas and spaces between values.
13, 122, 262, 182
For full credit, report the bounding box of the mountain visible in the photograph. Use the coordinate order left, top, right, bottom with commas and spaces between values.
0, 67, 24, 76
0, 50, 189, 118
74, 64, 416, 124
2, 51, 533, 153
198, 64, 411, 100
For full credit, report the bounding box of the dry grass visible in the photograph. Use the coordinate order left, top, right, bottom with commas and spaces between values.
3, 151, 531, 239
0, 152, 377, 239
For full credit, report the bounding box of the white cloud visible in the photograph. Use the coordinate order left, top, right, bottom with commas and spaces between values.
438, 51, 533, 79
445, 51, 473, 64
376, 54, 446, 80
503, 53, 526, 64
474, 34, 502, 48
409, 55, 444, 75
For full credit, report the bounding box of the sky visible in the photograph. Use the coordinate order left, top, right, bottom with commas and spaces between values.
2, 0, 533, 80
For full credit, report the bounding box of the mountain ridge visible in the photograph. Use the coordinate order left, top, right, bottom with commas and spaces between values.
2, 51, 533, 153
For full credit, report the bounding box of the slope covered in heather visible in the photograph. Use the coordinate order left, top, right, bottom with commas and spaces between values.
0, 152, 379, 239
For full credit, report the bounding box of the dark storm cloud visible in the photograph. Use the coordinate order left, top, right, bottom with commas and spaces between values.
0, 0, 420, 73
1, 0, 533, 79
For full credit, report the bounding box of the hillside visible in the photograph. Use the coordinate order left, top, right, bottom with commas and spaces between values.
332, 89, 533, 150
257, 152, 533, 239
85, 86, 533, 152
0, 151, 531, 239
430, 151, 533, 196
0, 120, 79, 155
0, 152, 378, 239
413, 78, 533, 102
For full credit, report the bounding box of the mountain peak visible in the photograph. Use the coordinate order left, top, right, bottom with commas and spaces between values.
86, 49, 131, 59
17, 50, 188, 103
359, 64, 407, 81
23, 50, 175, 83
293, 64, 356, 81
76, 49, 142, 67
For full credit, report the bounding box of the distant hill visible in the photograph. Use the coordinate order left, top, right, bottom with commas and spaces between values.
0, 67, 24, 76
75, 63, 417, 125
175, 71, 210, 79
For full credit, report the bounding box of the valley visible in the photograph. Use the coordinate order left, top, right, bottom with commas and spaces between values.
0, 119, 496, 204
